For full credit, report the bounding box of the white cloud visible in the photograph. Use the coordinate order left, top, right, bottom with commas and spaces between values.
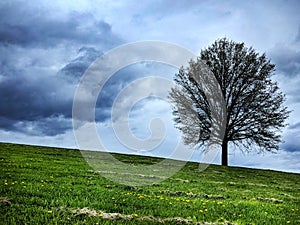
230, 149, 300, 173
0, 129, 76, 149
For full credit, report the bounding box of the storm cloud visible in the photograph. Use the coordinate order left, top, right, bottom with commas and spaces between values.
0, 2, 120, 48
0, 1, 123, 136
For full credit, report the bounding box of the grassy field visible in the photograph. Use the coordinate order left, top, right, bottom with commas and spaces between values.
0, 142, 299, 224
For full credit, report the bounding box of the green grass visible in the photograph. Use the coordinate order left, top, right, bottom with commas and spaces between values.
0, 142, 299, 224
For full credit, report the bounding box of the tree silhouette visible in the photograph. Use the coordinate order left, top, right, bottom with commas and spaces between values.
169, 38, 289, 166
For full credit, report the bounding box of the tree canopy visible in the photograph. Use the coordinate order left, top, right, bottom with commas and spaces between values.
169, 38, 289, 166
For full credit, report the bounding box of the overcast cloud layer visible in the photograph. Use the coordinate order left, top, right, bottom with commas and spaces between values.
0, 0, 300, 173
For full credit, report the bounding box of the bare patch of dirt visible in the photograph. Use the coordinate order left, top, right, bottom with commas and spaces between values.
159, 190, 199, 197
67, 207, 235, 224
247, 182, 268, 187
71, 207, 99, 217
203, 194, 225, 200
0, 197, 11, 206
256, 197, 283, 204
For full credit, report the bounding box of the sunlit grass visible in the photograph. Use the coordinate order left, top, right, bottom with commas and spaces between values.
1, 143, 299, 224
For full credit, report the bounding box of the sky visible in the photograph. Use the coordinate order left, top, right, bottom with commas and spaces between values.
0, 0, 300, 173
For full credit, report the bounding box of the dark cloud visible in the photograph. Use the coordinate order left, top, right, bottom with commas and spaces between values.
0, 1, 124, 137
0, 116, 15, 131
281, 126, 300, 152
94, 65, 143, 122
57, 43, 177, 124
57, 46, 126, 122
269, 43, 300, 104
288, 122, 300, 130
0, 2, 121, 48
0, 44, 109, 135
0, 115, 71, 136
0, 71, 74, 135
94, 62, 176, 123
281, 143, 300, 152
0, 73, 73, 120
0, 46, 147, 134
270, 45, 300, 77
12, 116, 72, 136
59, 47, 102, 83
295, 25, 300, 43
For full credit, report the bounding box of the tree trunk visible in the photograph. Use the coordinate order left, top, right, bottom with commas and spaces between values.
221, 139, 228, 166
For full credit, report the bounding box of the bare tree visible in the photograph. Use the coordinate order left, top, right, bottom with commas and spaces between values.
169, 38, 289, 166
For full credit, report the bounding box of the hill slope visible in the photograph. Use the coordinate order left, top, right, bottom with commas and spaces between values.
1, 143, 299, 224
